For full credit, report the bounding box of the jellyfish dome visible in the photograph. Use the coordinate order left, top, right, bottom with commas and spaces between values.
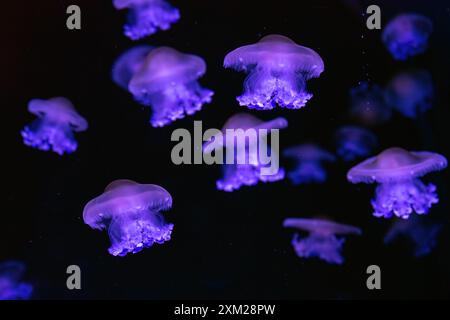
128, 47, 214, 127
283, 218, 361, 265
0, 261, 33, 300
283, 144, 336, 185
334, 126, 377, 162
347, 147, 447, 219
384, 69, 434, 119
224, 34, 324, 110
21, 97, 88, 155
113, 0, 180, 40
83, 179, 174, 256
382, 13, 433, 60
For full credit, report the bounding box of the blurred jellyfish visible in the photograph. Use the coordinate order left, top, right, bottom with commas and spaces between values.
334, 126, 377, 162
347, 147, 447, 219
0, 261, 33, 300
283, 218, 361, 264
21, 97, 88, 155
129, 47, 214, 127
83, 179, 174, 256
283, 144, 336, 185
384, 69, 434, 119
382, 13, 433, 60
224, 34, 324, 110
113, 0, 180, 40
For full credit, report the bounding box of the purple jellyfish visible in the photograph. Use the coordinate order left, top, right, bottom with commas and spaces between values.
384, 69, 434, 119
83, 179, 174, 256
283, 218, 362, 265
128, 47, 214, 127
113, 0, 180, 40
347, 148, 447, 219
224, 34, 324, 110
0, 261, 33, 300
21, 97, 88, 155
334, 126, 377, 162
382, 13, 433, 60
283, 144, 336, 185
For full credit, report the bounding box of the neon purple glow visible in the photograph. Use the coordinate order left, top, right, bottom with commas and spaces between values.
382, 13, 433, 60
83, 180, 173, 257
0, 261, 33, 300
349, 82, 391, 126
113, 0, 180, 40
334, 126, 377, 162
283, 218, 361, 265
21, 97, 88, 155
224, 34, 324, 110
347, 148, 447, 219
283, 144, 335, 185
128, 47, 214, 127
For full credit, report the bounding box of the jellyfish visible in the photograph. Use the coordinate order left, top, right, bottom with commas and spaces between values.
83, 179, 174, 256
283, 144, 336, 185
128, 47, 214, 127
347, 147, 447, 219
224, 34, 324, 110
21, 97, 88, 155
384, 69, 434, 119
0, 261, 33, 300
382, 13, 433, 60
283, 218, 362, 264
334, 126, 377, 162
113, 0, 180, 40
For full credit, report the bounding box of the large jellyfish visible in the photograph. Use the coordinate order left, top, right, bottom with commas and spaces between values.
347, 148, 447, 219
283, 218, 361, 265
224, 34, 324, 110
283, 144, 336, 185
384, 69, 434, 119
129, 47, 214, 127
113, 0, 180, 40
83, 179, 174, 256
0, 261, 33, 300
334, 126, 377, 162
382, 13, 433, 60
21, 97, 88, 155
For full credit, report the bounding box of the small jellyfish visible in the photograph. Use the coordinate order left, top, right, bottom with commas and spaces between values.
224, 34, 324, 110
347, 147, 447, 219
283, 218, 362, 265
384, 69, 434, 119
283, 144, 336, 185
83, 179, 174, 256
382, 13, 433, 60
0, 261, 33, 300
21, 97, 88, 155
129, 47, 214, 127
113, 0, 180, 40
334, 126, 377, 162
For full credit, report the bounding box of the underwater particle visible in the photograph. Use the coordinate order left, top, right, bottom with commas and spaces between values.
83, 179, 174, 256
347, 147, 447, 219
21, 97, 88, 155
283, 218, 362, 265
224, 34, 324, 110
129, 47, 214, 127
334, 125, 377, 162
0, 261, 33, 300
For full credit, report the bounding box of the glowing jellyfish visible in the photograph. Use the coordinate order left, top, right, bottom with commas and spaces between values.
384, 69, 434, 119
283, 218, 361, 265
334, 126, 377, 162
0, 261, 33, 300
113, 0, 180, 40
83, 179, 174, 256
224, 34, 324, 110
382, 13, 433, 60
129, 47, 214, 127
347, 148, 447, 219
283, 144, 336, 185
21, 97, 88, 155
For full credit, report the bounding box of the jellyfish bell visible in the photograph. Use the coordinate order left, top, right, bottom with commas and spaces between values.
283, 218, 362, 236
334, 125, 377, 162
0, 261, 33, 300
